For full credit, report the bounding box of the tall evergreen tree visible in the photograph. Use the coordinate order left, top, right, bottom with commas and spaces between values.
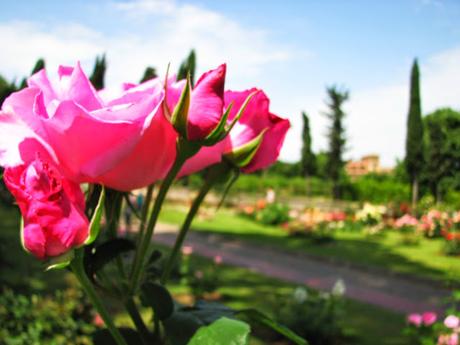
424, 108, 460, 203
89, 54, 106, 90
324, 86, 349, 199
300, 111, 316, 177
177, 49, 196, 86
405, 59, 424, 208
140, 66, 158, 83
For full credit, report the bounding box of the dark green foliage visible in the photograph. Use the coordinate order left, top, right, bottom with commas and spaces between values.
272, 287, 349, 345
349, 174, 410, 204
300, 112, 316, 177
424, 108, 460, 202
140, 66, 158, 83
0, 288, 95, 345
324, 86, 349, 199
90, 54, 107, 90
266, 161, 300, 177
177, 49, 196, 86
405, 59, 424, 204
0, 75, 17, 106
256, 202, 290, 225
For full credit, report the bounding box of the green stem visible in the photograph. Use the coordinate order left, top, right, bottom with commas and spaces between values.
71, 250, 128, 345
124, 298, 151, 344
160, 179, 213, 284
131, 184, 154, 278
129, 154, 187, 291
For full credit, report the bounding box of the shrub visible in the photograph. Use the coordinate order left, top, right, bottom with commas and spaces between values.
271, 285, 350, 345
0, 288, 96, 345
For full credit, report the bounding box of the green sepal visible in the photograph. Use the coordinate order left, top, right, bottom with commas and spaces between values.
224, 129, 267, 168
171, 73, 192, 139
45, 250, 75, 271
84, 186, 105, 245
202, 103, 233, 146
225, 90, 258, 134
202, 90, 257, 147
162, 63, 172, 121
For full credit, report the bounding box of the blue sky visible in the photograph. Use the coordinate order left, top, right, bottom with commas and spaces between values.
1, 0, 459, 166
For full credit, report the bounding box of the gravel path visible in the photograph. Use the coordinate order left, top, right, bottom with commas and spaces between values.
154, 224, 452, 314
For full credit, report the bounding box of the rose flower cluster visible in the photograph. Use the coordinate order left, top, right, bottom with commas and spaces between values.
0, 63, 289, 259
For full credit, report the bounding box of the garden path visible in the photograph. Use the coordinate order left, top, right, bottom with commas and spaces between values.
154, 223, 452, 315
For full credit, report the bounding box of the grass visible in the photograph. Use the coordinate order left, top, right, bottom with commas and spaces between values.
164, 249, 406, 345
159, 203, 460, 284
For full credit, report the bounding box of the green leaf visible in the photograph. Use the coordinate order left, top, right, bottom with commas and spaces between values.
93, 327, 142, 345
171, 73, 192, 138
163, 310, 205, 345
84, 186, 105, 245
187, 317, 250, 345
224, 129, 267, 168
140, 281, 174, 321
163, 301, 235, 345
237, 309, 308, 345
45, 250, 74, 271
87, 238, 135, 275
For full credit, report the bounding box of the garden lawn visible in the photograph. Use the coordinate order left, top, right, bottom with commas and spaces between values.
160, 203, 460, 285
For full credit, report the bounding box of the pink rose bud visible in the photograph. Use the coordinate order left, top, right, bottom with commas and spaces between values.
167, 64, 227, 141
422, 312, 437, 326
445, 315, 460, 329
180, 88, 290, 176
4, 158, 89, 259
0, 63, 177, 191
407, 313, 422, 327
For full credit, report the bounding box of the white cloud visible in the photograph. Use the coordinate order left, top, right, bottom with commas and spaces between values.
0, 1, 295, 89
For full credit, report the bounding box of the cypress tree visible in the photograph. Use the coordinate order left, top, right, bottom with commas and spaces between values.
140, 67, 158, 83
89, 54, 106, 90
177, 49, 196, 86
405, 59, 424, 208
300, 111, 316, 177
325, 85, 349, 200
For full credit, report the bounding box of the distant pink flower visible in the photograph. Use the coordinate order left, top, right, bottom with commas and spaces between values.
182, 245, 193, 256
407, 313, 422, 327
4, 157, 89, 259
395, 214, 418, 229
93, 313, 105, 327
422, 312, 437, 326
214, 255, 223, 265
438, 333, 458, 345
445, 315, 460, 329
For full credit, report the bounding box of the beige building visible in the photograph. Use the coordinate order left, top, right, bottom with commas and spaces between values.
345, 155, 392, 178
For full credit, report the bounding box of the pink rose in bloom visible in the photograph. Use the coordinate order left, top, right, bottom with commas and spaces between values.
167, 64, 226, 141
422, 312, 437, 326
180, 88, 290, 175
407, 313, 422, 327
0, 63, 177, 191
4, 157, 89, 259
445, 315, 460, 329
